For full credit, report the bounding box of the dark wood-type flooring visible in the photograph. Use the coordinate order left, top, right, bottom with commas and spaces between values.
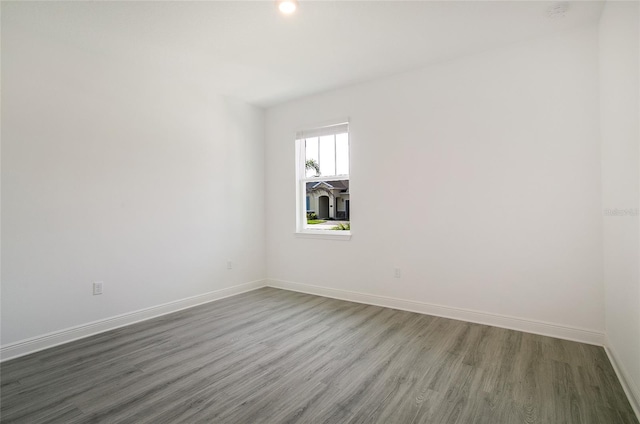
1, 287, 638, 423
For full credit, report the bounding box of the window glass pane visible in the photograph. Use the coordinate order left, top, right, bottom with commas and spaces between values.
304, 179, 350, 230
319, 135, 336, 176
335, 132, 349, 175
305, 138, 319, 177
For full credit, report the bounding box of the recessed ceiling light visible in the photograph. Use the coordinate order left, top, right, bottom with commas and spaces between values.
277, 0, 298, 15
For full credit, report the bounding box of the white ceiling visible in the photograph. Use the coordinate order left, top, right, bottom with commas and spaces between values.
6, 1, 604, 107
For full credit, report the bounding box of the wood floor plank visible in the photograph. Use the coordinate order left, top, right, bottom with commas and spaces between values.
1, 287, 637, 424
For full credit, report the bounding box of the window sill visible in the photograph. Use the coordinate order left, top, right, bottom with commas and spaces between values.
295, 231, 351, 241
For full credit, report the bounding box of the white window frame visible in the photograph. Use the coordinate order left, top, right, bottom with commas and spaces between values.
295, 121, 351, 240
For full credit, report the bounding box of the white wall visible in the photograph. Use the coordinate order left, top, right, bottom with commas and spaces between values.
1, 4, 265, 346
266, 26, 604, 335
600, 0, 640, 412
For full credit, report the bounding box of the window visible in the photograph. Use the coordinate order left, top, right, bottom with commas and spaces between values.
296, 122, 350, 238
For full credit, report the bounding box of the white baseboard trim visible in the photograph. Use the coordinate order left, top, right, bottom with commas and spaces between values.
1, 277, 608, 363
267, 279, 605, 346
0, 279, 267, 362
604, 337, 640, 420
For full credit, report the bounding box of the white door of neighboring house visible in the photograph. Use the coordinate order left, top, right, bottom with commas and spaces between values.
318, 196, 330, 219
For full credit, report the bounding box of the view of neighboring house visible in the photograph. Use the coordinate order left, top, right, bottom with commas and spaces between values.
306, 180, 350, 220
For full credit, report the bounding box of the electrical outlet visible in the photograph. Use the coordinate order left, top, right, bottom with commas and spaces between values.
227, 260, 232, 270
394, 268, 401, 278
93, 281, 103, 295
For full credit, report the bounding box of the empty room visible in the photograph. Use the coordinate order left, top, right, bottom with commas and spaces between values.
1, 0, 639, 423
